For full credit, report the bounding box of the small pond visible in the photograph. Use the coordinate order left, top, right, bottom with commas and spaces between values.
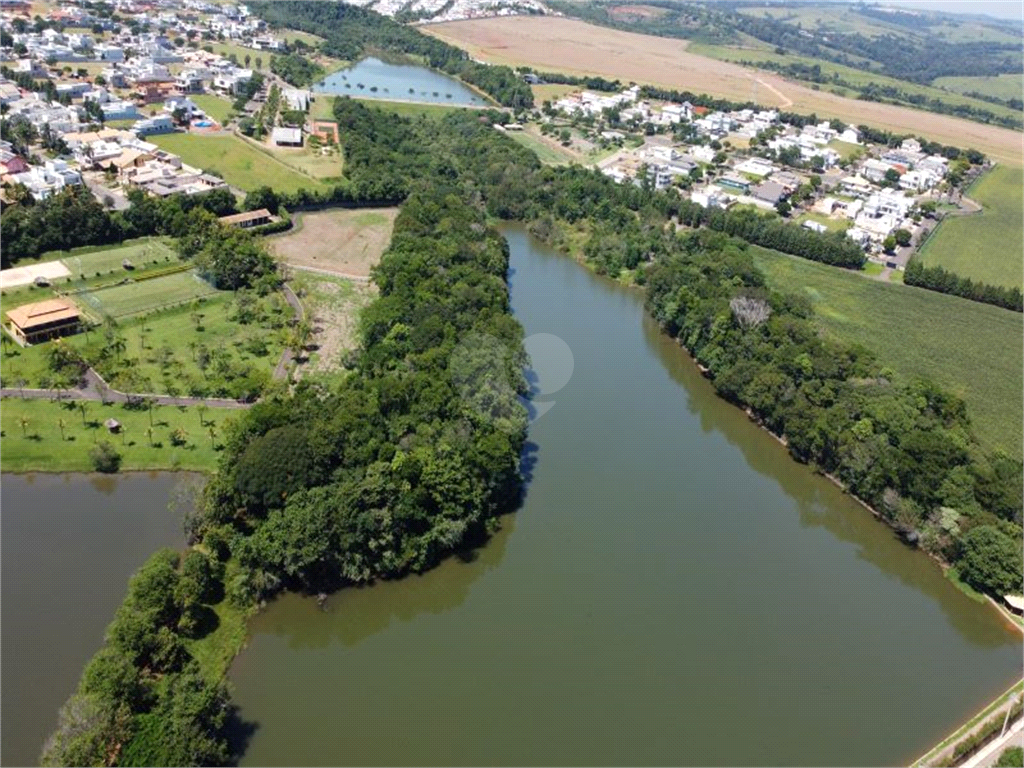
313, 57, 485, 105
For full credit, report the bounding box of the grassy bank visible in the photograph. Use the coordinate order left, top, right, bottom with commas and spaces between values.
918, 165, 1024, 290
0, 397, 236, 473
150, 132, 330, 194
751, 246, 1023, 456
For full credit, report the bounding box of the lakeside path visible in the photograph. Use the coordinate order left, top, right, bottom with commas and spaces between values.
911, 681, 1023, 768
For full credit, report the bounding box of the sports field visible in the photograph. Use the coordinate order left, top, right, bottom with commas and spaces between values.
60, 239, 177, 277
423, 16, 1024, 165
918, 166, 1024, 290
76, 271, 218, 321
150, 133, 330, 194
751, 246, 1023, 456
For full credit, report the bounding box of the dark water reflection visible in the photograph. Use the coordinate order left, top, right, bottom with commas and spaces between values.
229, 225, 1020, 767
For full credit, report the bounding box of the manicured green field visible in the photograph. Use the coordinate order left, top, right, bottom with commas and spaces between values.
918, 165, 1024, 290
150, 133, 328, 194
933, 74, 1024, 103
0, 397, 231, 472
78, 270, 218, 320
751, 246, 1024, 456
60, 239, 177, 277
190, 94, 235, 124
1, 292, 289, 397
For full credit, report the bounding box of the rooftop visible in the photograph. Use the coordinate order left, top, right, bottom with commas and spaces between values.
6, 298, 80, 330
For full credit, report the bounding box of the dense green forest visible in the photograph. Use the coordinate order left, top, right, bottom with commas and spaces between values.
248, 0, 534, 108
268, 52, 324, 88
905, 256, 1024, 312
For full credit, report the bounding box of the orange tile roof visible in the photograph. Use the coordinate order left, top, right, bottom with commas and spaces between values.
6, 298, 80, 330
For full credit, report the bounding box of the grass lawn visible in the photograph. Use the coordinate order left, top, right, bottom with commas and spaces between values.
507, 128, 581, 165
918, 165, 1024, 290
0, 397, 234, 473
933, 74, 1024, 103
150, 132, 329, 194
191, 94, 235, 124
751, 246, 1023, 456
797, 211, 850, 232
827, 139, 865, 163
1, 292, 290, 397
59, 239, 178, 276
532, 83, 578, 102
348, 97, 469, 120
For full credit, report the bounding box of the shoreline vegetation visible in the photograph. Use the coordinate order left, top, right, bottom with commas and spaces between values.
18, 4, 1022, 765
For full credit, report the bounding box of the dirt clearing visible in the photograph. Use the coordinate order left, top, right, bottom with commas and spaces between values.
270, 207, 399, 279
423, 16, 1023, 166
290, 272, 376, 378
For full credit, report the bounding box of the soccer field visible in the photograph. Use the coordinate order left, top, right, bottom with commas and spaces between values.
59, 239, 176, 278
76, 270, 218, 320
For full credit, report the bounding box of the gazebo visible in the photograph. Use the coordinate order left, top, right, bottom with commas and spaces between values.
104, 418, 122, 433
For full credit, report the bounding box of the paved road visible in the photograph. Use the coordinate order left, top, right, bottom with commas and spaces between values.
1, 369, 251, 409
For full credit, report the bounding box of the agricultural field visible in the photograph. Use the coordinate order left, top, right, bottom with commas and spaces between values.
1, 290, 291, 399
191, 94, 235, 124
751, 246, 1023, 456
933, 74, 1024, 103
918, 165, 1024, 290
423, 16, 1024, 165
0, 397, 229, 473
687, 42, 1022, 124
269, 207, 399, 278
289, 271, 375, 380
150, 133, 329, 194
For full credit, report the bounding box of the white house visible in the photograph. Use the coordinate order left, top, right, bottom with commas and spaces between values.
8, 159, 83, 200
94, 44, 124, 62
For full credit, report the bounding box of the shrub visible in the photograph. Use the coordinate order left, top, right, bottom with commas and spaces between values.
90, 441, 122, 473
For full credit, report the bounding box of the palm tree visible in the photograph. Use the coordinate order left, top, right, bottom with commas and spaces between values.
198, 402, 207, 427
78, 401, 88, 426
146, 397, 155, 427
208, 424, 217, 449
58, 418, 66, 441
15, 376, 26, 399
255, 55, 263, 71
146, 426, 153, 447
121, 425, 128, 446
19, 416, 29, 437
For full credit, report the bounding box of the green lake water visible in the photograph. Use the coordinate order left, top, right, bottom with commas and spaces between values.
228, 225, 1021, 765
1, 472, 192, 766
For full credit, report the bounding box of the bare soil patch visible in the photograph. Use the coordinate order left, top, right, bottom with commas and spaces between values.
291, 273, 376, 378
270, 207, 399, 278
424, 16, 1023, 165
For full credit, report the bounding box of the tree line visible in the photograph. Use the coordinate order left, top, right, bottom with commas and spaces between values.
268, 52, 324, 88
40, 549, 235, 766
248, 0, 534, 108
904, 257, 1023, 312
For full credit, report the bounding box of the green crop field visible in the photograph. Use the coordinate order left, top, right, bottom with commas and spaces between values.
77, 271, 218, 320
191, 94, 235, 124
933, 74, 1024, 102
751, 246, 1024, 456
918, 165, 1024, 290
150, 133, 329, 194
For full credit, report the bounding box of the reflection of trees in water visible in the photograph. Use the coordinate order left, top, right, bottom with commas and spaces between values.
250, 512, 519, 651
639, 312, 1015, 647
